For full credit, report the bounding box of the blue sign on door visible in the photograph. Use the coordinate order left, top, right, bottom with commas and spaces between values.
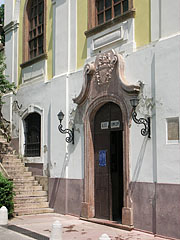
99, 150, 107, 167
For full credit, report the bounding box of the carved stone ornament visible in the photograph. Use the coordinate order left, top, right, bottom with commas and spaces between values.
74, 50, 140, 106
95, 52, 118, 85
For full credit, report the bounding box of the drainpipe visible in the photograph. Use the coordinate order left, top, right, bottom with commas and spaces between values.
151, 51, 157, 235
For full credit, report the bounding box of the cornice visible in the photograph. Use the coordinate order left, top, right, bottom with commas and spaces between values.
51, 0, 56, 5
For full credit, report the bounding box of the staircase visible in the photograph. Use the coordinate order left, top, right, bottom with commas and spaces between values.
0, 134, 54, 216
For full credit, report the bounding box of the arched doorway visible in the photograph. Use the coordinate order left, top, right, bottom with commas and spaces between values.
24, 112, 41, 157
74, 50, 140, 226
94, 102, 123, 221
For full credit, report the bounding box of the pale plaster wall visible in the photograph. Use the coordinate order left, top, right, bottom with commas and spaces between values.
126, 34, 180, 184
151, 0, 180, 41
53, 0, 77, 76
54, 0, 68, 75
87, 18, 135, 59
4, 0, 15, 25
161, 0, 180, 38
4, 31, 13, 83
5, 68, 84, 179
3, 0, 180, 185
155, 35, 180, 184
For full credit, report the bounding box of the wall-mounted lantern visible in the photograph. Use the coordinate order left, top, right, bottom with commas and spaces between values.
57, 110, 74, 144
130, 98, 151, 138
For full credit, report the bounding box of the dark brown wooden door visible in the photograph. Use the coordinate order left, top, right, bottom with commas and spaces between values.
94, 102, 123, 221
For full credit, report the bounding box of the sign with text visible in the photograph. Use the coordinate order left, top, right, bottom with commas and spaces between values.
101, 121, 109, 129
111, 120, 120, 128
99, 150, 107, 167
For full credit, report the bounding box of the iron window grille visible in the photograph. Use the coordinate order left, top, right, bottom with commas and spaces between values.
24, 142, 41, 157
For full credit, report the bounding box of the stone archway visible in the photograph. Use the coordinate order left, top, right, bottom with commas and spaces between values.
74, 50, 140, 226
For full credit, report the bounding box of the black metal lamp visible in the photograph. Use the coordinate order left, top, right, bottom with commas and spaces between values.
130, 98, 151, 138
57, 110, 74, 144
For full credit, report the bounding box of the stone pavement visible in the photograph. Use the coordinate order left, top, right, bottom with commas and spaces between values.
0, 225, 34, 240
6, 213, 170, 240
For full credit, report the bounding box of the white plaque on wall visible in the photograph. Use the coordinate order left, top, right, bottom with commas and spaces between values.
101, 122, 109, 129
111, 120, 120, 128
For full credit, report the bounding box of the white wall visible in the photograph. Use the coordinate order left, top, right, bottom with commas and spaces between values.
3, 0, 180, 184
126, 34, 180, 184
53, 0, 77, 76
4, 0, 15, 26
151, 0, 180, 41
87, 18, 135, 59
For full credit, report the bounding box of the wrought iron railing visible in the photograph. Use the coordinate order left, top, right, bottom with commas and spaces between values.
24, 142, 40, 157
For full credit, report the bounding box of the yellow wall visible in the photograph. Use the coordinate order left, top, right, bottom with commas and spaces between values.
134, 0, 151, 48
18, 0, 25, 85
77, 0, 87, 69
18, 0, 53, 85
46, 0, 53, 80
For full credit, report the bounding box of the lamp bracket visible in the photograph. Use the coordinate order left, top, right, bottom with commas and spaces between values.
58, 124, 74, 144
132, 109, 151, 138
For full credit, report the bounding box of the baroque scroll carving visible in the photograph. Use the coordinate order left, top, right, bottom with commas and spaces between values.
95, 52, 118, 85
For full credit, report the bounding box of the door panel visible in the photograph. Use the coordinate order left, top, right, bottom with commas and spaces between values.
94, 132, 110, 219
111, 131, 123, 221
94, 102, 123, 221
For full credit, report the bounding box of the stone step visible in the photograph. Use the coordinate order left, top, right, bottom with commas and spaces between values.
12, 176, 35, 181
14, 185, 43, 191
2, 162, 25, 168
14, 201, 49, 209
5, 166, 28, 172
2, 153, 19, 158
13, 180, 39, 186
2, 161, 23, 166
8, 171, 32, 177
0, 137, 54, 216
13, 207, 54, 216
14, 196, 48, 204
15, 190, 47, 197
2, 156, 22, 163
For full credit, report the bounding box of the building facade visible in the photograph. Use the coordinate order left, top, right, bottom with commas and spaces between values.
3, 0, 180, 239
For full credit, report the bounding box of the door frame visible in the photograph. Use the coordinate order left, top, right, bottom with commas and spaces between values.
74, 50, 140, 227
93, 102, 123, 221
81, 95, 133, 226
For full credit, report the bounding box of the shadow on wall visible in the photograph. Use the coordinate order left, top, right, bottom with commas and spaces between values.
48, 107, 84, 213
49, 152, 70, 208
130, 136, 148, 195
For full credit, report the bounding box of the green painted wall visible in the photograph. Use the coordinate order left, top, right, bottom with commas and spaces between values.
18, 0, 53, 85
134, 0, 151, 48
77, 0, 87, 69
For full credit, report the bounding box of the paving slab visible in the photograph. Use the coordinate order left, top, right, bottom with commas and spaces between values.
0, 226, 34, 240
9, 213, 170, 240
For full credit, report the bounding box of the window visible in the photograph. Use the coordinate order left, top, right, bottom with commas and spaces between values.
96, 0, 129, 25
86, 0, 134, 34
28, 0, 44, 59
22, 0, 46, 65
166, 117, 179, 144
24, 113, 41, 157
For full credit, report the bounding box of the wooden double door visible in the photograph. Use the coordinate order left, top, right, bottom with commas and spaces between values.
94, 102, 123, 221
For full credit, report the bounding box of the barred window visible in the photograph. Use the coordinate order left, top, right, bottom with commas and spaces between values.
28, 0, 44, 59
96, 0, 130, 25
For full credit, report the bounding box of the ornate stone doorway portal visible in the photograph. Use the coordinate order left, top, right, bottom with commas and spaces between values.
74, 50, 140, 226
